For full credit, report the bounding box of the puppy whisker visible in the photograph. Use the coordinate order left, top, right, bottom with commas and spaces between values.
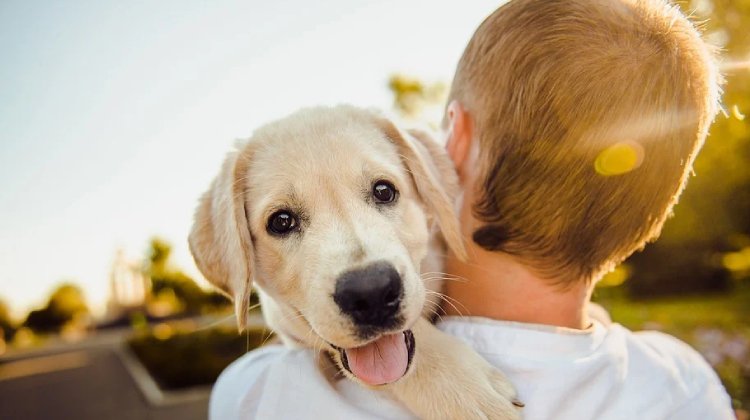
425, 289, 469, 317
421, 276, 468, 284
420, 271, 469, 282
193, 313, 237, 332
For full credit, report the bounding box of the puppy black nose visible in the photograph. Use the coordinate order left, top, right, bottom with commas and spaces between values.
333, 261, 403, 327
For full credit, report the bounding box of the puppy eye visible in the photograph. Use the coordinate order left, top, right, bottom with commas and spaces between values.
372, 180, 398, 204
267, 210, 298, 235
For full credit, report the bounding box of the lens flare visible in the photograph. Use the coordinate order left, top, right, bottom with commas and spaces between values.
594, 142, 644, 176
720, 59, 750, 72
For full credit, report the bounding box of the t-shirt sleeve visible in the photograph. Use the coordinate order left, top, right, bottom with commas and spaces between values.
665, 380, 736, 420
209, 346, 283, 420
636, 331, 735, 420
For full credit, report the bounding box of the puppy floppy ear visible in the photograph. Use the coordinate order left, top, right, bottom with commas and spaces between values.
189, 146, 255, 330
375, 116, 468, 261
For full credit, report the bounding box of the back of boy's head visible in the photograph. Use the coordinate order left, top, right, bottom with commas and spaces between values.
449, 0, 720, 284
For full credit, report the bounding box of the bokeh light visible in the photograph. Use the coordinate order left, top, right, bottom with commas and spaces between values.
594, 142, 644, 176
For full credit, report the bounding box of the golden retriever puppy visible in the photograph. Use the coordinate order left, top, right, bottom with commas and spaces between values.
189, 105, 521, 418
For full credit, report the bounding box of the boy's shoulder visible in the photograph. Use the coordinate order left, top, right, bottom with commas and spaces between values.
604, 324, 734, 418
627, 327, 718, 386
438, 316, 734, 419
587, 306, 723, 395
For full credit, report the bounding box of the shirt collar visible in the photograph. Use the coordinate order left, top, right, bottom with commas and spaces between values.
437, 316, 608, 358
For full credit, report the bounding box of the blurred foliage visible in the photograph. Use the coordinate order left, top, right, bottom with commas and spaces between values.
22, 283, 90, 334
9, 327, 42, 349
661, 0, 750, 243
145, 237, 230, 315
624, 0, 750, 296
128, 324, 272, 390
0, 299, 16, 342
388, 74, 448, 126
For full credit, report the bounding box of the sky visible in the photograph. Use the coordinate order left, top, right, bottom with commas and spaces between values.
0, 0, 504, 318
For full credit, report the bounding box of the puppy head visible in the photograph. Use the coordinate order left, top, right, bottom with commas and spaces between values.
189, 106, 464, 354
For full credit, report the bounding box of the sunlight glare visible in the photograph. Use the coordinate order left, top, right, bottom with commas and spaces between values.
720, 59, 750, 72
594, 142, 644, 176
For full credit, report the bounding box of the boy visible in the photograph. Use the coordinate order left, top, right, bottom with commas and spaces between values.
211, 0, 734, 418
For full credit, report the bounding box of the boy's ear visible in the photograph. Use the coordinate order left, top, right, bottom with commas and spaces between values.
445, 100, 474, 179
188, 147, 255, 331
374, 115, 468, 261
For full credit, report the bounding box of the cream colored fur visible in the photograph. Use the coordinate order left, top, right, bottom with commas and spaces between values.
189, 105, 520, 418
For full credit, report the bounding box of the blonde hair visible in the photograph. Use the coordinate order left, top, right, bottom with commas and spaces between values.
449, 0, 720, 283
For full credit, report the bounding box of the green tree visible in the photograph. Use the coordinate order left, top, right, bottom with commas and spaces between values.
388, 74, 447, 126
145, 237, 228, 315
23, 283, 89, 333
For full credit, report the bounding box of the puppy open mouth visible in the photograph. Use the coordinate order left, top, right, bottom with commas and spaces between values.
334, 330, 415, 386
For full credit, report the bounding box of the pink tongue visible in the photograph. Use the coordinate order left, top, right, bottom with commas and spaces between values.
345, 333, 408, 385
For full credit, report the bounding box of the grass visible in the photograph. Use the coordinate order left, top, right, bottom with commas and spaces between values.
594, 284, 750, 410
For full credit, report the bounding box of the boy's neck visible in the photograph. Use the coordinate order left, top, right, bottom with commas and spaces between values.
442, 244, 593, 330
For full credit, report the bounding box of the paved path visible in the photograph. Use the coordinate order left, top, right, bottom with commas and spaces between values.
0, 333, 208, 420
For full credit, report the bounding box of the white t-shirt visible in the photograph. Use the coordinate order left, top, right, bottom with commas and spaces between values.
209, 317, 734, 419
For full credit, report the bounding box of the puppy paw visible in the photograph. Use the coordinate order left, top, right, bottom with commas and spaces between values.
438, 350, 522, 419
389, 318, 523, 419
469, 369, 524, 419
